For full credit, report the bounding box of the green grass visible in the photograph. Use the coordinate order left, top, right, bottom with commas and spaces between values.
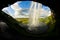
15, 15, 55, 25
15, 18, 29, 24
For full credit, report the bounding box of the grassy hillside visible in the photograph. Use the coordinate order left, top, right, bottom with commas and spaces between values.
15, 18, 29, 24
15, 15, 55, 25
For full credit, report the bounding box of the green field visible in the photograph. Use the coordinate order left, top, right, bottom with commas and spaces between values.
15, 18, 29, 24
15, 15, 55, 25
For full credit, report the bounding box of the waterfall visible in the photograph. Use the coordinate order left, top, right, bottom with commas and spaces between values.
28, 1, 42, 27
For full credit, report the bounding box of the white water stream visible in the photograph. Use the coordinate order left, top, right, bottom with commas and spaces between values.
28, 1, 42, 27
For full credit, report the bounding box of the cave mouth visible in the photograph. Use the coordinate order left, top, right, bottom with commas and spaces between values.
2, 1, 56, 34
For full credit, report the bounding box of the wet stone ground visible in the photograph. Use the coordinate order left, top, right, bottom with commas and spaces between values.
19, 22, 48, 34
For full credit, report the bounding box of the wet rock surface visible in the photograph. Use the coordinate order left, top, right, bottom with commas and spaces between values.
27, 22, 48, 34
19, 22, 48, 34
0, 21, 13, 39
0, 21, 8, 32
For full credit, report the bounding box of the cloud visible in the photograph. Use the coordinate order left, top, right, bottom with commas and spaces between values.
2, 7, 8, 13
2, 7, 12, 16
2, 1, 51, 18
40, 9, 51, 17
10, 1, 23, 18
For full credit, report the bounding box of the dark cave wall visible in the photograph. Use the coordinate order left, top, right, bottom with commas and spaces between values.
0, 0, 59, 39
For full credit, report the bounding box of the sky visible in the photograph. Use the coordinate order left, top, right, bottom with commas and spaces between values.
2, 1, 51, 18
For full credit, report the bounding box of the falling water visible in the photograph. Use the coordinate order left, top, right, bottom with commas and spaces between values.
28, 1, 42, 27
